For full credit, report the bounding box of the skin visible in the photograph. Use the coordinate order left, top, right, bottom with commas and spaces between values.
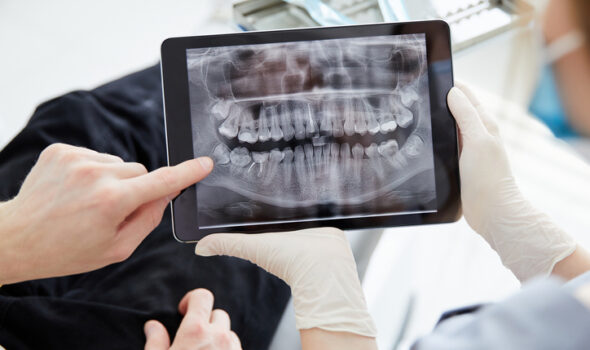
543, 0, 590, 136
300, 329, 377, 350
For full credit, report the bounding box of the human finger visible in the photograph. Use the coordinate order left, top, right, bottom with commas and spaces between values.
210, 309, 231, 330
178, 289, 214, 321
447, 87, 489, 142
454, 82, 500, 137
104, 162, 148, 179
116, 193, 175, 248
144, 320, 171, 350
126, 157, 213, 205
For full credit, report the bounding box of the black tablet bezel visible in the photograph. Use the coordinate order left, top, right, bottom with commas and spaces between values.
161, 20, 460, 242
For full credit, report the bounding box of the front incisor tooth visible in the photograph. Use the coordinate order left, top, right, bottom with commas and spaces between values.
343, 101, 356, 136
212, 144, 231, 165
293, 105, 307, 140
279, 105, 295, 141
378, 140, 399, 157
305, 104, 318, 137
304, 144, 315, 174
230, 147, 251, 167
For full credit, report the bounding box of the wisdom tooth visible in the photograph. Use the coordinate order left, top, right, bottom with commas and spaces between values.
258, 106, 272, 142
403, 135, 424, 158
230, 147, 251, 167
400, 87, 419, 107
212, 144, 231, 165
211, 99, 231, 120
238, 112, 258, 144
395, 106, 413, 128
218, 106, 241, 138
378, 139, 399, 157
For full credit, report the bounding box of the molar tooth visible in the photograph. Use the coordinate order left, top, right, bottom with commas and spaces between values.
400, 87, 419, 107
352, 143, 364, 159
250, 151, 269, 177
403, 135, 424, 158
378, 139, 399, 157
379, 113, 398, 133
279, 104, 295, 141
230, 147, 251, 167
238, 112, 258, 144
212, 144, 231, 165
258, 106, 272, 142
395, 106, 414, 128
211, 99, 231, 120
218, 105, 241, 139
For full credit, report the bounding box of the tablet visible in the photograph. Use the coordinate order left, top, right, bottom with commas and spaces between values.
161, 21, 460, 242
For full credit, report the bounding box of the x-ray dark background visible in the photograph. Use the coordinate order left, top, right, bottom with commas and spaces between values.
186, 34, 437, 229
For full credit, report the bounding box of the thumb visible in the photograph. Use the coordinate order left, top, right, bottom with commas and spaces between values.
447, 87, 488, 142
144, 320, 171, 350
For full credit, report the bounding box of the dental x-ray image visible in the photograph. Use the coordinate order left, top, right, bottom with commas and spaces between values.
186, 34, 437, 229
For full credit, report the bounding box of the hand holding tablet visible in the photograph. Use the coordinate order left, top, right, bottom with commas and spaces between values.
161, 21, 460, 241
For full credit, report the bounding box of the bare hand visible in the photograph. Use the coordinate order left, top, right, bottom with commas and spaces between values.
144, 289, 241, 350
0, 143, 212, 284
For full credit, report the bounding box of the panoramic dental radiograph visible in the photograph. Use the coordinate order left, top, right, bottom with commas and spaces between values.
186, 34, 437, 228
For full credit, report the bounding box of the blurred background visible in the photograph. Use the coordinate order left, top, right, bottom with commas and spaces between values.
1, 1, 590, 349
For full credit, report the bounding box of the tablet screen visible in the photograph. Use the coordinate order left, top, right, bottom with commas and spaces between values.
185, 34, 437, 229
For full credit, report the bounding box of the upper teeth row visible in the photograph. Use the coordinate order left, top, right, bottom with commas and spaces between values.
214, 93, 417, 143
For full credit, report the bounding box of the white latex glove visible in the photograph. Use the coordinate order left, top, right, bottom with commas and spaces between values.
195, 227, 377, 338
448, 84, 576, 282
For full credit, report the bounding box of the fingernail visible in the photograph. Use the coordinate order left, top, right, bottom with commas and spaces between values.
195, 242, 214, 256
197, 157, 213, 172
144, 321, 156, 337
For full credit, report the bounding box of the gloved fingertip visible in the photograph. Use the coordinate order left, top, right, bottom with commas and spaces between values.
447, 86, 466, 105
195, 241, 215, 256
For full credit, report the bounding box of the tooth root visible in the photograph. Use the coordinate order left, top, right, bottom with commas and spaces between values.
218, 106, 240, 139
395, 106, 414, 128
378, 139, 399, 157
305, 104, 318, 137
263, 149, 284, 185
319, 107, 332, 136
238, 112, 258, 144
269, 107, 284, 141
330, 143, 340, 161
340, 143, 351, 160
304, 144, 315, 175
251, 151, 269, 176
379, 113, 398, 133
212, 144, 231, 165
314, 145, 324, 174
279, 105, 295, 141
258, 106, 272, 142
282, 148, 294, 187
294, 145, 307, 188
229, 147, 251, 167
365, 143, 384, 179
403, 135, 424, 158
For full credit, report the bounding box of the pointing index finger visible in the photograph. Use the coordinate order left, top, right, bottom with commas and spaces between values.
126, 157, 213, 205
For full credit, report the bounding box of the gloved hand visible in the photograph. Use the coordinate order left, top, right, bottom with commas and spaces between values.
195, 227, 377, 338
448, 84, 576, 281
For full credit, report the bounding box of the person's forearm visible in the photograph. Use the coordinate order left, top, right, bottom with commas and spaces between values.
300, 328, 377, 350
552, 245, 590, 281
